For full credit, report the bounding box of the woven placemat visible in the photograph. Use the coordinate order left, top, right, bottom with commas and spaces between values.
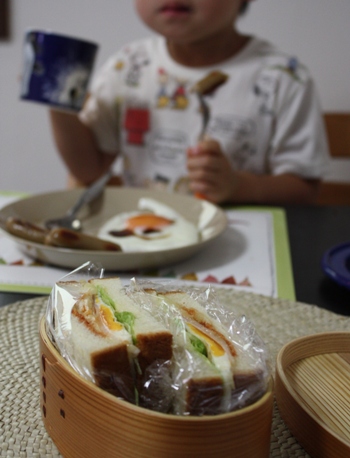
1, 290, 349, 458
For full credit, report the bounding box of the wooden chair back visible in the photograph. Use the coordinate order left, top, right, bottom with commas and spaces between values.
317, 113, 350, 205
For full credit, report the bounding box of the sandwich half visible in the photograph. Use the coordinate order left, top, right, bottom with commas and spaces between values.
69, 277, 173, 408
149, 289, 236, 415
145, 289, 264, 415
70, 288, 136, 403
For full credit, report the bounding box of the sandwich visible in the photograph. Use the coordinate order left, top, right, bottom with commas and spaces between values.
68, 277, 173, 408
142, 288, 266, 415
143, 289, 236, 415
61, 277, 267, 416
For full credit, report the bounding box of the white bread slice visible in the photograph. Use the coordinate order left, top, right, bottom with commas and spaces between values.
156, 290, 266, 411
70, 292, 136, 403
156, 290, 236, 358
138, 288, 230, 415
173, 338, 225, 416
87, 278, 174, 410
88, 278, 173, 367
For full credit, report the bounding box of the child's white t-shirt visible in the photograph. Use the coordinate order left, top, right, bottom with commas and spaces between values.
80, 36, 329, 192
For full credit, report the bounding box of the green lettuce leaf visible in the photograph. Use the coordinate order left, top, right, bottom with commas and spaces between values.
96, 286, 136, 339
188, 332, 208, 357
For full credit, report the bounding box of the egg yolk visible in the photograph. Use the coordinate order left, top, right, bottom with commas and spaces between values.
125, 214, 173, 231
100, 305, 123, 331
188, 323, 224, 357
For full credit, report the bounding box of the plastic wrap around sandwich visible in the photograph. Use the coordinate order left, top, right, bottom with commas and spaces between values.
142, 288, 266, 415
56, 277, 268, 416
69, 278, 173, 407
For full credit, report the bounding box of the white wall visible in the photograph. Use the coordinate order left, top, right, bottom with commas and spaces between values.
1, 0, 349, 194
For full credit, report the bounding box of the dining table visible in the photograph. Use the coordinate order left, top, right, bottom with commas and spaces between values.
285, 204, 350, 316
1, 203, 349, 315
1, 202, 350, 458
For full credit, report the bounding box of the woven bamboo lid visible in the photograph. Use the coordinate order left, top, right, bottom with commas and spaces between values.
275, 332, 350, 457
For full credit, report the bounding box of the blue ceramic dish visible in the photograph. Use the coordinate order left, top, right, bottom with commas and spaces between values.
322, 242, 350, 290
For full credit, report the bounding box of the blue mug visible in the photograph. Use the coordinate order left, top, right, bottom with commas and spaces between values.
20, 30, 98, 111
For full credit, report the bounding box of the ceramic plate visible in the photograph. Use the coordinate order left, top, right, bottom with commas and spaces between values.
0, 187, 227, 271
322, 242, 350, 290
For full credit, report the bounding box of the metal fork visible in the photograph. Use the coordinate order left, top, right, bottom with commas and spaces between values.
45, 169, 112, 231
195, 92, 210, 141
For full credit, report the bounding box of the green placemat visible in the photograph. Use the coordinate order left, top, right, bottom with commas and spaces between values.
263, 207, 295, 301
222, 206, 295, 301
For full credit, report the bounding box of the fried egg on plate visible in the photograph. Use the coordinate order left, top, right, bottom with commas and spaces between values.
98, 198, 199, 252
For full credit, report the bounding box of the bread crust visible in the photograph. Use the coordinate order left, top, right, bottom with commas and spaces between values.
186, 377, 224, 416
91, 344, 135, 402
134, 329, 173, 410
136, 331, 173, 370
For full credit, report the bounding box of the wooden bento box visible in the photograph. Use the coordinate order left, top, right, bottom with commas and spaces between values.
275, 332, 350, 458
39, 318, 274, 458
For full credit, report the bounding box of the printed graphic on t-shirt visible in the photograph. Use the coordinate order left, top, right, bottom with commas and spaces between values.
143, 173, 190, 195
150, 128, 188, 164
208, 115, 257, 169
253, 73, 276, 116
114, 60, 125, 71
123, 106, 150, 145
124, 46, 150, 87
156, 68, 190, 110
157, 68, 170, 108
253, 56, 306, 116
141, 128, 190, 192
270, 56, 303, 82
171, 77, 189, 109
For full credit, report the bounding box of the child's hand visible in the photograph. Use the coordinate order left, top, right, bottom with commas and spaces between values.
186, 138, 238, 204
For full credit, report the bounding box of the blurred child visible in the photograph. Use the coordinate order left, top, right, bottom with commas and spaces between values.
50, 0, 330, 204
